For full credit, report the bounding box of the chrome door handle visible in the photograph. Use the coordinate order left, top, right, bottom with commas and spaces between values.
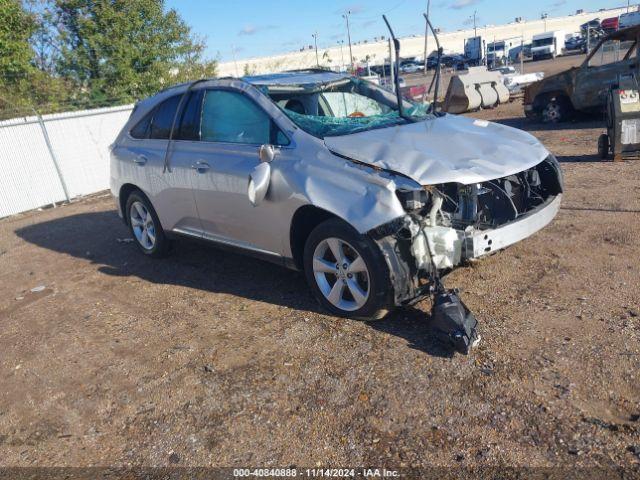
191, 161, 210, 172
133, 155, 147, 165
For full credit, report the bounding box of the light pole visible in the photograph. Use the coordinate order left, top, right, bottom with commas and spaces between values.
342, 11, 354, 73
231, 44, 239, 77
472, 10, 477, 37
312, 32, 319, 67
423, 0, 431, 75
338, 40, 345, 72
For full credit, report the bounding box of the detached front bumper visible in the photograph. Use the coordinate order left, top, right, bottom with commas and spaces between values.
463, 194, 561, 260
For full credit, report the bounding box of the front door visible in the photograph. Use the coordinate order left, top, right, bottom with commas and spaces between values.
190, 89, 291, 255
574, 39, 638, 110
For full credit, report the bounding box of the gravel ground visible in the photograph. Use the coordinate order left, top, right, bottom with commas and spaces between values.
0, 62, 639, 472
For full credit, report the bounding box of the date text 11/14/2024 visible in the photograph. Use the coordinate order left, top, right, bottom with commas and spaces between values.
233, 468, 400, 478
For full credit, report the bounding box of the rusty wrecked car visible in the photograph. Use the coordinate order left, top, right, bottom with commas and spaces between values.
525, 25, 640, 123
110, 70, 563, 326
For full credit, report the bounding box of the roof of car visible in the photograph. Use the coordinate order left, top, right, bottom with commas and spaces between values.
243, 70, 350, 86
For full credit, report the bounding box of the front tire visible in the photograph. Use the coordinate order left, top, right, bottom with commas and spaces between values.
303, 218, 393, 321
125, 191, 169, 258
541, 95, 571, 123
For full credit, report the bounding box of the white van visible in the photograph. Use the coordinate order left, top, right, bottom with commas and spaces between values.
531, 31, 565, 60
619, 11, 640, 30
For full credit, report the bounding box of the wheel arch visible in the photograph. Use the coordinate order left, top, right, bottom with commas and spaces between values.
289, 205, 344, 271
119, 184, 149, 226
534, 90, 574, 111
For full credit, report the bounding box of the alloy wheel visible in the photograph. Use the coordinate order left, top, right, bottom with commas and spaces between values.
130, 201, 156, 250
542, 102, 561, 123
312, 237, 370, 312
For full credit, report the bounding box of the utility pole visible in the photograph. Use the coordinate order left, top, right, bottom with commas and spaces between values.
492, 35, 496, 68
338, 40, 345, 72
343, 11, 354, 73
473, 10, 478, 37
312, 32, 319, 67
231, 44, 239, 77
388, 37, 395, 93
423, 0, 431, 75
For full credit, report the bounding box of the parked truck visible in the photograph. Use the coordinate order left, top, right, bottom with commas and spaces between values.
524, 25, 640, 122
464, 36, 486, 66
486, 37, 523, 66
601, 16, 620, 33
531, 31, 566, 60
619, 11, 640, 30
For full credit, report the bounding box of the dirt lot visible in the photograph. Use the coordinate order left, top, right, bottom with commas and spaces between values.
1, 58, 640, 472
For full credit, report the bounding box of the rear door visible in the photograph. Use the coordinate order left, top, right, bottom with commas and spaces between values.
119, 94, 201, 233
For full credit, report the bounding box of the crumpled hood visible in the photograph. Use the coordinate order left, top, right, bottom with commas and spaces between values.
324, 114, 549, 185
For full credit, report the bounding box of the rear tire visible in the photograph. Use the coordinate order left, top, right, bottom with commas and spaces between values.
303, 218, 394, 321
598, 134, 610, 160
125, 191, 170, 258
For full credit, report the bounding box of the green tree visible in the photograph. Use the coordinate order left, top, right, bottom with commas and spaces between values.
242, 63, 257, 76
0, 0, 37, 109
53, 0, 217, 105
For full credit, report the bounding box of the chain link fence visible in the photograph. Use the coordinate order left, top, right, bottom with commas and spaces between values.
0, 103, 133, 218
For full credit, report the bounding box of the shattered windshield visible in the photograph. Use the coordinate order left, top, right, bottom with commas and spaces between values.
265, 78, 432, 138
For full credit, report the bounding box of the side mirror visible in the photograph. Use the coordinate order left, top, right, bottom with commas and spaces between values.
248, 162, 271, 206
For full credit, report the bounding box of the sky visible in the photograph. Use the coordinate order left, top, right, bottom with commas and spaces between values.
165, 0, 627, 62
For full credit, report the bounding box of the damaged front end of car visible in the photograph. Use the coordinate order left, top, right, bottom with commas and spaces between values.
367, 154, 564, 353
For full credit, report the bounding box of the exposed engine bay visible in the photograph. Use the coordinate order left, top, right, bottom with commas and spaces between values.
369, 155, 563, 307
438, 156, 564, 230
367, 155, 563, 354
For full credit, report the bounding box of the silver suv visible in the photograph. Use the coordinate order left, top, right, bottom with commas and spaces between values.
110, 71, 563, 320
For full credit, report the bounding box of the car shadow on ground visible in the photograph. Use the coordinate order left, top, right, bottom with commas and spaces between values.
366, 310, 457, 358
556, 154, 602, 162
495, 115, 602, 132
15, 210, 455, 358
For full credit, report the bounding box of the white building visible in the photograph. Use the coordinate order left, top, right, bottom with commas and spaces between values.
218, 6, 633, 76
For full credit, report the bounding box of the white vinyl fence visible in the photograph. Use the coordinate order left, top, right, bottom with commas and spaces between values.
0, 104, 134, 218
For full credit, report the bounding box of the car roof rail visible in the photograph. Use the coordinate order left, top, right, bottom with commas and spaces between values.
157, 77, 222, 95
282, 68, 339, 74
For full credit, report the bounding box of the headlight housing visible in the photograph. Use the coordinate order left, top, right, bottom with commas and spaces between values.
396, 188, 431, 212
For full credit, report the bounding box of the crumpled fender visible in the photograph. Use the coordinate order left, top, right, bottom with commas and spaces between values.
273, 138, 416, 234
